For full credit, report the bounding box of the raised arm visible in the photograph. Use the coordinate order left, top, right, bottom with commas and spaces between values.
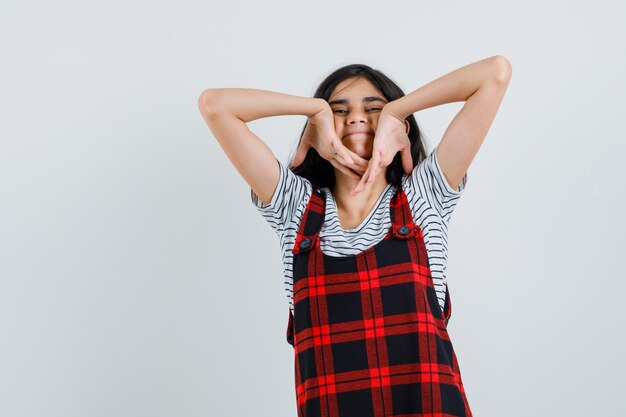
197, 89, 326, 206
385, 55, 513, 191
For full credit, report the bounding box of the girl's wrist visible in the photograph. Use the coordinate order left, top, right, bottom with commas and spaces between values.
382, 103, 409, 121
307, 98, 329, 118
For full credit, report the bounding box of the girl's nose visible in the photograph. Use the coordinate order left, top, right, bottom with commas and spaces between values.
348, 112, 368, 124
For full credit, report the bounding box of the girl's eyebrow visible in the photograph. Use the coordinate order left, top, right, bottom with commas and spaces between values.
328, 96, 388, 106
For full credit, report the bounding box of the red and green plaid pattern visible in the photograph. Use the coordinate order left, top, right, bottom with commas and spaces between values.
285, 185, 473, 417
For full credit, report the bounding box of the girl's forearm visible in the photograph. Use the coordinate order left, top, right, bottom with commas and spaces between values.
198, 88, 326, 123
386, 55, 511, 119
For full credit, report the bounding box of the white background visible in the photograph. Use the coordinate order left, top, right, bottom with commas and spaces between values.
1, 1, 625, 416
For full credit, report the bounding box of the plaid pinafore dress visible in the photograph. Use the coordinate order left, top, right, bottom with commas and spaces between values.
285, 184, 473, 417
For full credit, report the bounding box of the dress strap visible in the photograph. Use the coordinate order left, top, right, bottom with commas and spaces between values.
389, 185, 421, 240
291, 187, 326, 255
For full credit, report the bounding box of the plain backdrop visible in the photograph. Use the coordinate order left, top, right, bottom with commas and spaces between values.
1, 1, 625, 416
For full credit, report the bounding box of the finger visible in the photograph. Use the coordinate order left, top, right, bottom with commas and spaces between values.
332, 139, 355, 165
341, 155, 367, 175
352, 162, 372, 195
345, 149, 370, 168
343, 151, 370, 179
367, 150, 382, 183
330, 158, 362, 180
333, 151, 353, 168
351, 163, 367, 175
334, 142, 369, 169
400, 147, 414, 175
292, 142, 309, 167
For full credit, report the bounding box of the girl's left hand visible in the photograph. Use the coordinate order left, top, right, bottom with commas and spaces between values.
351, 106, 414, 195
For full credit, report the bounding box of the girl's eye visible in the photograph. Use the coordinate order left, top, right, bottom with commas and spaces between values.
333, 108, 381, 115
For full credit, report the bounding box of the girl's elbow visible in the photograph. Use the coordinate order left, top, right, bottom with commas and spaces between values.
198, 89, 222, 116
493, 56, 512, 82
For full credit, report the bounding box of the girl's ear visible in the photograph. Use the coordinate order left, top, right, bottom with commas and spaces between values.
405, 120, 410, 135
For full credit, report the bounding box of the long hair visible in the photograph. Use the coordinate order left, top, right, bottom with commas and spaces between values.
288, 64, 428, 190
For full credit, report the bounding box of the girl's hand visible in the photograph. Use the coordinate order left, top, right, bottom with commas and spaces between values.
351, 107, 413, 195
292, 103, 369, 180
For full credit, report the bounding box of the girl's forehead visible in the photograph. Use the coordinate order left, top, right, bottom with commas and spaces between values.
334, 77, 375, 93
330, 79, 382, 102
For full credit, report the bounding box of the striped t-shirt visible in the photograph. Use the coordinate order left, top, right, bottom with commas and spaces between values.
251, 145, 467, 315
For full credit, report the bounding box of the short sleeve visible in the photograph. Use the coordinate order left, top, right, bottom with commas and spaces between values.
250, 157, 312, 236
405, 145, 467, 222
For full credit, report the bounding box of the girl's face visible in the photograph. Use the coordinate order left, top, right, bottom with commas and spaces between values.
328, 77, 388, 160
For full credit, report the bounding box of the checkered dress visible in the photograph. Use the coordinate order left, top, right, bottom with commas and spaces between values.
286, 185, 473, 417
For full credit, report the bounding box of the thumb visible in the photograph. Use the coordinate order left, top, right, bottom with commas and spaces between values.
400, 147, 414, 175
292, 142, 310, 167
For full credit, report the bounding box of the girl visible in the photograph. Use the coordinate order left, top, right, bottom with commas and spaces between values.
198, 56, 512, 417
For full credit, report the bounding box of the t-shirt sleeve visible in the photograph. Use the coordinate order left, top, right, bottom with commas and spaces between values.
250, 157, 312, 236
404, 145, 468, 222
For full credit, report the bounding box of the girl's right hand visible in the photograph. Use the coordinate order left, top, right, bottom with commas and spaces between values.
292, 103, 369, 180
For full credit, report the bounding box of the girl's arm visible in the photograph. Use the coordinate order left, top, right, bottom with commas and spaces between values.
197, 89, 325, 206
385, 55, 512, 191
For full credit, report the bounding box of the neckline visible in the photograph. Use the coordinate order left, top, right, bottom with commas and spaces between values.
323, 182, 395, 233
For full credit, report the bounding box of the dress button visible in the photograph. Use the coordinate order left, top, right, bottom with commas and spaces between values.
300, 238, 312, 250
398, 225, 411, 235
